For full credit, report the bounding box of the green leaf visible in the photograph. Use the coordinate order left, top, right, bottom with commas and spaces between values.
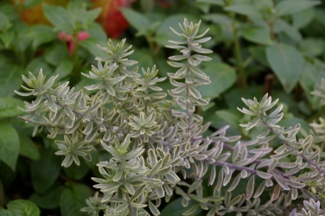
0, 32, 14, 48
0, 208, 13, 216
80, 39, 107, 59
54, 59, 74, 79
215, 109, 241, 131
241, 26, 273, 45
299, 62, 325, 94
0, 122, 19, 171
31, 148, 61, 193
292, 8, 315, 29
87, 22, 107, 41
132, 48, 154, 71
224, 4, 262, 18
266, 43, 303, 93
0, 162, 16, 189
249, 46, 268, 66
276, 0, 320, 16
275, 19, 302, 42
60, 184, 91, 216
120, 8, 150, 33
196, 0, 224, 5
22, 0, 42, 9
196, 62, 236, 99
0, 180, 4, 208
203, 14, 231, 25
0, 12, 11, 31
44, 44, 70, 66
63, 160, 89, 180
299, 38, 324, 57
160, 198, 202, 216
43, 4, 74, 33
26, 25, 56, 50
26, 57, 53, 76
19, 134, 40, 160
0, 63, 23, 97
0, 97, 24, 119
30, 186, 63, 209
7, 200, 40, 216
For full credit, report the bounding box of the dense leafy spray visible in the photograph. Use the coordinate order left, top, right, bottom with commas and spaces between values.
15, 19, 325, 216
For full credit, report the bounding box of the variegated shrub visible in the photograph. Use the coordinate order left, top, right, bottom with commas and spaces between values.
16, 19, 325, 216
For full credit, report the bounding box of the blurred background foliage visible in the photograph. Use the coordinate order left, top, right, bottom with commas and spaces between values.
1, 0, 325, 215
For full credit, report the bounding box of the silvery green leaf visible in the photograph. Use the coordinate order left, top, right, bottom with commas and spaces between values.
271, 184, 281, 201
169, 55, 188, 61
267, 159, 278, 173
83, 121, 93, 135
28, 96, 44, 110
271, 150, 290, 160
191, 46, 212, 54
125, 147, 144, 160
287, 180, 305, 189
47, 96, 57, 113
87, 102, 101, 114
237, 107, 256, 116
235, 158, 252, 167
148, 160, 162, 176
224, 191, 231, 207
253, 180, 266, 199
84, 82, 103, 91
232, 143, 240, 163
42, 74, 59, 90
194, 153, 208, 161
188, 86, 202, 99
256, 170, 272, 179
148, 201, 160, 216
188, 194, 207, 203
66, 117, 74, 129
265, 179, 273, 187
183, 204, 200, 216
64, 107, 75, 121
228, 174, 241, 192
289, 188, 298, 201
223, 169, 233, 186
240, 169, 248, 178
273, 173, 290, 190
230, 194, 244, 206
116, 203, 129, 213
246, 175, 255, 200
14, 90, 35, 97
113, 168, 123, 182
216, 153, 230, 163
105, 85, 116, 96
166, 171, 180, 182
192, 54, 212, 61
222, 164, 230, 175
188, 179, 202, 194
124, 182, 135, 195
175, 187, 190, 201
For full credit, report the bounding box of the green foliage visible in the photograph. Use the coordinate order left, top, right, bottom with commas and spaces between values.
12, 15, 325, 215
3, 0, 325, 215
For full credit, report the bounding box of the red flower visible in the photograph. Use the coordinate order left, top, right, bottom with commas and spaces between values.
92, 0, 135, 38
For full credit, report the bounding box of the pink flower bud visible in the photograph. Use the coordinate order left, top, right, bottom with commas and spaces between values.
58, 31, 68, 41
58, 31, 73, 42
68, 41, 75, 55
78, 31, 90, 41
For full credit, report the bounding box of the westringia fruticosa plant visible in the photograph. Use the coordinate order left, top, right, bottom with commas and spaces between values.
15, 19, 325, 216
